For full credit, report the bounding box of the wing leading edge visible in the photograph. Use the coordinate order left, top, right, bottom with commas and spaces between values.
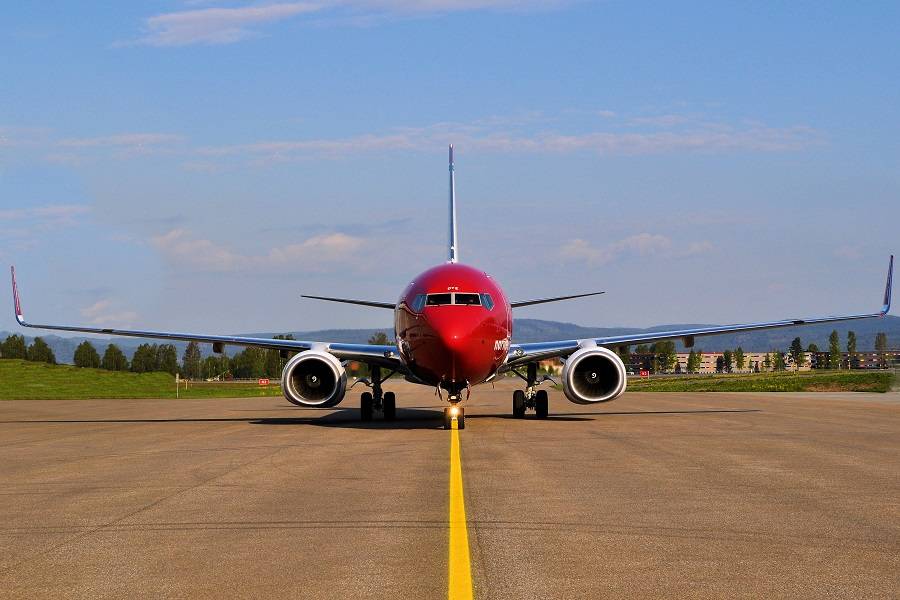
510, 291, 605, 308
505, 255, 894, 369
10, 267, 404, 370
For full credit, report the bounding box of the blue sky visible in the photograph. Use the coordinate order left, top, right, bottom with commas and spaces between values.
2, 1, 898, 335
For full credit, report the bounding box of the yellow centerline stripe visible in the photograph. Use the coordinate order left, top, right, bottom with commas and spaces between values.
448, 420, 474, 600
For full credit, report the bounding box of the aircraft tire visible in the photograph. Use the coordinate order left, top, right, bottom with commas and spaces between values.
457, 408, 465, 430
383, 392, 396, 420
361, 392, 374, 422
512, 390, 526, 418
443, 408, 452, 430
535, 389, 549, 419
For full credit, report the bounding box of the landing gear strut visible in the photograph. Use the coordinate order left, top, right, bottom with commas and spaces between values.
359, 366, 397, 422
511, 363, 551, 419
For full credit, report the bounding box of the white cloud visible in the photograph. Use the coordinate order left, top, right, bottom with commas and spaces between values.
11, 113, 821, 167
198, 132, 417, 160
199, 121, 819, 163
0, 204, 90, 225
681, 240, 714, 257
561, 233, 673, 265
0, 126, 53, 148
47, 133, 185, 163
130, 1, 570, 46
0, 204, 90, 220
150, 229, 365, 272
80, 300, 139, 328
560, 234, 713, 265
134, 3, 321, 46
57, 133, 184, 149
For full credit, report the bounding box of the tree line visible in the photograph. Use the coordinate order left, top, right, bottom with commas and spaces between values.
616, 329, 891, 374
0, 334, 56, 364
0, 333, 303, 379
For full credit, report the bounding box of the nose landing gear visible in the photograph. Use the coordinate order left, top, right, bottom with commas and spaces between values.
440, 384, 468, 430
511, 363, 552, 419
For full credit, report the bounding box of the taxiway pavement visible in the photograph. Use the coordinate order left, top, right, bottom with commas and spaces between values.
1, 381, 898, 598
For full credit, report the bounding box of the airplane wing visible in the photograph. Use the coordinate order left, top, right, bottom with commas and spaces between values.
300, 295, 395, 309
510, 291, 604, 308
504, 255, 893, 369
9, 267, 405, 371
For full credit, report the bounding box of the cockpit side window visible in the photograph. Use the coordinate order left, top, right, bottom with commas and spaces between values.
411, 294, 427, 312
426, 293, 452, 306
479, 293, 495, 310
454, 293, 481, 306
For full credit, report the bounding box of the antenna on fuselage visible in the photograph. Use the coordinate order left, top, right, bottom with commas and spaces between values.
448, 144, 459, 264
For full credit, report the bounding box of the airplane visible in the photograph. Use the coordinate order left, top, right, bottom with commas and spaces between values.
9, 146, 894, 430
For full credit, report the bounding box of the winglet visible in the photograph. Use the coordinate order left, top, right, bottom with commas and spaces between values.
10, 266, 25, 325
882, 254, 893, 315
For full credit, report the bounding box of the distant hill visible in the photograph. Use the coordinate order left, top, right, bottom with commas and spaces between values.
4, 315, 899, 364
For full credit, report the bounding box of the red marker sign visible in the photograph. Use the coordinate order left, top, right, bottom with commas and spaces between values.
258, 378, 270, 386
639, 370, 650, 378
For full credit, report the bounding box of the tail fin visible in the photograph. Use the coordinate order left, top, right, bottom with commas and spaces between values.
448, 144, 459, 263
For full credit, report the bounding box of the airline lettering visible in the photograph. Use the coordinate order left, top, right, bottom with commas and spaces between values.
494, 338, 510, 352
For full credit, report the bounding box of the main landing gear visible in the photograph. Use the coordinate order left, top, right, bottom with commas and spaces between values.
511, 363, 551, 419
359, 366, 397, 422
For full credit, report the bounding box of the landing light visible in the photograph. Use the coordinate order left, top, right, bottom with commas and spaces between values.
450, 406, 461, 417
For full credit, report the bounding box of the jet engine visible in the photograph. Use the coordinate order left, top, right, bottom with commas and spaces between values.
280, 350, 347, 408
561, 345, 627, 404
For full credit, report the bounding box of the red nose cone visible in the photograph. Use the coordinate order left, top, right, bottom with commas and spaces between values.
394, 262, 512, 388
414, 307, 498, 385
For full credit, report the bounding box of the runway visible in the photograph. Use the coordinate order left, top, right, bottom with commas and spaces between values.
1, 380, 898, 599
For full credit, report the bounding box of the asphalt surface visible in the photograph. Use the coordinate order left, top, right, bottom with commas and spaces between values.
1, 380, 898, 599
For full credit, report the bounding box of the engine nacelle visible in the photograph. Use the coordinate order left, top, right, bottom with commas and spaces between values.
280, 350, 347, 408
561, 345, 627, 404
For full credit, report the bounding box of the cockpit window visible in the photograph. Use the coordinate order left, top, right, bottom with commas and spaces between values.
426, 293, 452, 306
479, 293, 495, 310
421, 292, 492, 308
411, 294, 427, 312
454, 293, 481, 306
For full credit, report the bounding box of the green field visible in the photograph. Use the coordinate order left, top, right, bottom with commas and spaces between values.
0, 360, 284, 400
1, 360, 895, 400
623, 370, 895, 393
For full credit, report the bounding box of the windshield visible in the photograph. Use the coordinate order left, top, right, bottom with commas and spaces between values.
454, 293, 481, 306
420, 292, 491, 307
426, 293, 452, 306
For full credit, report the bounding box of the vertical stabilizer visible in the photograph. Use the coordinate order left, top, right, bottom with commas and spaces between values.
448, 144, 459, 263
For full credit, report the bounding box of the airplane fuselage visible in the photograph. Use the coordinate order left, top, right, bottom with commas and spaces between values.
395, 263, 511, 394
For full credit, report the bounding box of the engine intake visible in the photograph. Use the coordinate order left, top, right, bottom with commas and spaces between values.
562, 345, 627, 404
281, 350, 347, 408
